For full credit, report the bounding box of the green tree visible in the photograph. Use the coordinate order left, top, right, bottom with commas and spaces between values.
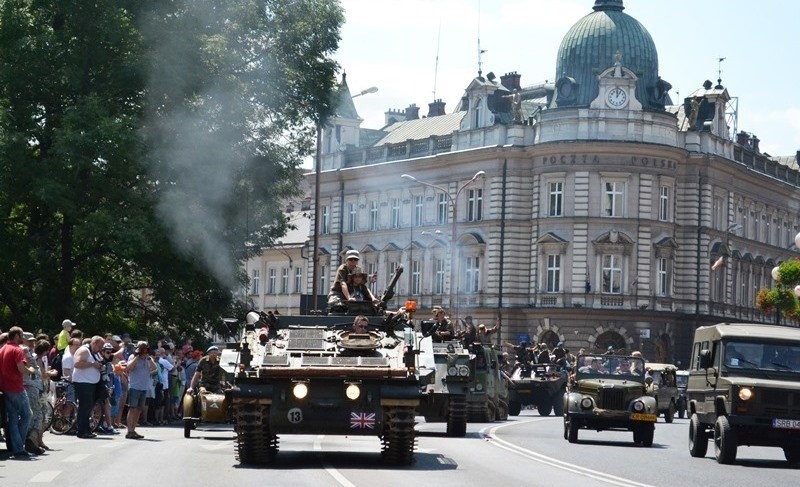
0, 0, 343, 340
755, 259, 800, 322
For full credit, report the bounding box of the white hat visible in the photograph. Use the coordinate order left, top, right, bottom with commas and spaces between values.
345, 250, 360, 260
62, 319, 75, 329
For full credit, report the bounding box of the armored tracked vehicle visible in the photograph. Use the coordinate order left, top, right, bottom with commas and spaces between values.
508, 362, 568, 417
414, 334, 471, 437
466, 344, 509, 422
228, 267, 421, 466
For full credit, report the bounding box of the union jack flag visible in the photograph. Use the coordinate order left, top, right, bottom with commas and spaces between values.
350, 411, 376, 429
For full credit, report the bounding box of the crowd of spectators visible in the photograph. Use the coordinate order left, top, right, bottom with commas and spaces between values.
0, 320, 210, 460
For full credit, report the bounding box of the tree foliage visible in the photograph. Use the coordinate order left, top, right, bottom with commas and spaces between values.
0, 0, 343, 340
755, 259, 800, 321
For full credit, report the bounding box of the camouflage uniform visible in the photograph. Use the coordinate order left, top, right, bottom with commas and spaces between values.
195, 356, 225, 393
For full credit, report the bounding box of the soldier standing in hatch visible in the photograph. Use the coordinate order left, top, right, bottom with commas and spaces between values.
430, 306, 460, 343
327, 250, 362, 310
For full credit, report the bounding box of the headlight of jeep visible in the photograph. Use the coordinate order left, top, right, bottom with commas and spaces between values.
345, 384, 361, 400
293, 382, 309, 400
738, 387, 753, 401
632, 400, 645, 412
580, 397, 593, 409
458, 365, 470, 376
448, 366, 458, 376
476, 383, 484, 391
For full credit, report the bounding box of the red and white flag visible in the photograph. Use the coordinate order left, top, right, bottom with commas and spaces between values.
711, 256, 725, 271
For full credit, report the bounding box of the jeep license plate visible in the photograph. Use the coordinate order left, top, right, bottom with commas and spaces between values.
772, 418, 800, 429
630, 413, 657, 422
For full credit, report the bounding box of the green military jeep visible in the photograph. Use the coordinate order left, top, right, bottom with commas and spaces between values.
645, 363, 679, 423
687, 323, 800, 464
564, 354, 657, 446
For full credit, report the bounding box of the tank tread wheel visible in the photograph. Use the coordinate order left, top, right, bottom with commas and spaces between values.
233, 399, 278, 465
446, 395, 467, 437
380, 406, 416, 466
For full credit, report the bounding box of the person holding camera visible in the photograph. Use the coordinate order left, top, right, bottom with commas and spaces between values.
125, 341, 156, 439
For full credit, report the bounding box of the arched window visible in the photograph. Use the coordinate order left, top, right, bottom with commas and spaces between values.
595, 330, 625, 354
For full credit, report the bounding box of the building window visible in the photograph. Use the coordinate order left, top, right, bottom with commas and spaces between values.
601, 254, 622, 294
712, 195, 725, 230
473, 98, 481, 128
659, 185, 670, 221
347, 202, 357, 233
434, 258, 445, 294
391, 198, 400, 229
437, 193, 448, 225
369, 201, 378, 231
319, 265, 328, 295
414, 195, 423, 227
467, 189, 483, 222
548, 181, 563, 217
281, 268, 289, 294
294, 267, 302, 294
411, 260, 421, 295
656, 258, 669, 296
464, 256, 480, 293
603, 180, 624, 217
367, 262, 378, 295
546, 254, 561, 293
250, 269, 260, 295
321, 205, 330, 234
268, 268, 277, 294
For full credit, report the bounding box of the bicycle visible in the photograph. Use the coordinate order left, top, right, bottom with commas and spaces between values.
49, 380, 103, 435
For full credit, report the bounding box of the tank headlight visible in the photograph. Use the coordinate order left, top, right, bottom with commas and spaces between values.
476, 383, 484, 391
458, 365, 470, 376
580, 397, 593, 409
293, 382, 309, 400
448, 366, 458, 376
345, 384, 361, 400
632, 400, 645, 412
738, 387, 753, 401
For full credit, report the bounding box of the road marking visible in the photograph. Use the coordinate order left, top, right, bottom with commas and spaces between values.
61, 453, 91, 463
314, 435, 356, 487
485, 420, 656, 487
29, 471, 62, 483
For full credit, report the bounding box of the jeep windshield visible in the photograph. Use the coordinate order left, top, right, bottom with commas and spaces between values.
575, 355, 646, 381
723, 341, 800, 373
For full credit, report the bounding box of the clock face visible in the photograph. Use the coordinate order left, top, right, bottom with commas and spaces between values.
606, 87, 628, 108
558, 81, 572, 98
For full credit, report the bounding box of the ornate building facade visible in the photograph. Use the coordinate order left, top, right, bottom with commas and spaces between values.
294, 0, 799, 366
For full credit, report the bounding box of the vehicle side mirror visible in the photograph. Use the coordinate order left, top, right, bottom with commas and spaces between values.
699, 349, 712, 369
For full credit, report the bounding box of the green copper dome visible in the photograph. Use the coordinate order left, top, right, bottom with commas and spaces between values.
555, 0, 661, 109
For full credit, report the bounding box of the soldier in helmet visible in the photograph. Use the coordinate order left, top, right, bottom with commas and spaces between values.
346, 267, 381, 305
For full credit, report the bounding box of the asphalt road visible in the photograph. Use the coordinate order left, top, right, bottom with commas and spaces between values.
1, 413, 796, 486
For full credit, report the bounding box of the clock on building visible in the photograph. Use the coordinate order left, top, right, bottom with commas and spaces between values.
606, 87, 628, 108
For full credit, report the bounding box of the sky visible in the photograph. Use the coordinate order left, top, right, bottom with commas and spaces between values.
334, 0, 800, 157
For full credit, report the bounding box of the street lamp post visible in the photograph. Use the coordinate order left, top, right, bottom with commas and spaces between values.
401, 171, 485, 318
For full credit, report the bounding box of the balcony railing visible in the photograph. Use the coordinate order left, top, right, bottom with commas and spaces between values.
342, 135, 454, 167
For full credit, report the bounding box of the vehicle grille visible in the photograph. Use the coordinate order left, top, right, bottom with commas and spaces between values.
761, 389, 800, 417
286, 329, 326, 351
600, 388, 625, 410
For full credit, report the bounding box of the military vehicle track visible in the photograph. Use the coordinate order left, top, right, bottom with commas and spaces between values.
233, 398, 278, 465
380, 406, 417, 466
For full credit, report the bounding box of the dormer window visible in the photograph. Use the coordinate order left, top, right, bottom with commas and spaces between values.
473, 98, 482, 128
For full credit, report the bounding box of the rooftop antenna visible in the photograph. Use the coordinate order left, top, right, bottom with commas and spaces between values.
477, 0, 485, 77
432, 19, 441, 100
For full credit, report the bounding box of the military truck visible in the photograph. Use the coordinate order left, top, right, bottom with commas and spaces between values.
414, 334, 471, 437
686, 323, 800, 464
564, 354, 657, 446
507, 362, 568, 417
228, 267, 421, 465
466, 344, 509, 422
646, 363, 679, 423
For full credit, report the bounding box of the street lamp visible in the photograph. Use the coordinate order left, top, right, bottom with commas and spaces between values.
401, 171, 486, 318
351, 86, 378, 98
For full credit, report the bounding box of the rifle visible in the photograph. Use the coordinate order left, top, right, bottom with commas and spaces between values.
378, 265, 404, 311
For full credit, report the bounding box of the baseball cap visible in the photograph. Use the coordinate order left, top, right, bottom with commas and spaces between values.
62, 319, 75, 329
111, 335, 122, 342
345, 249, 360, 260
22, 332, 35, 341
102, 343, 114, 351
